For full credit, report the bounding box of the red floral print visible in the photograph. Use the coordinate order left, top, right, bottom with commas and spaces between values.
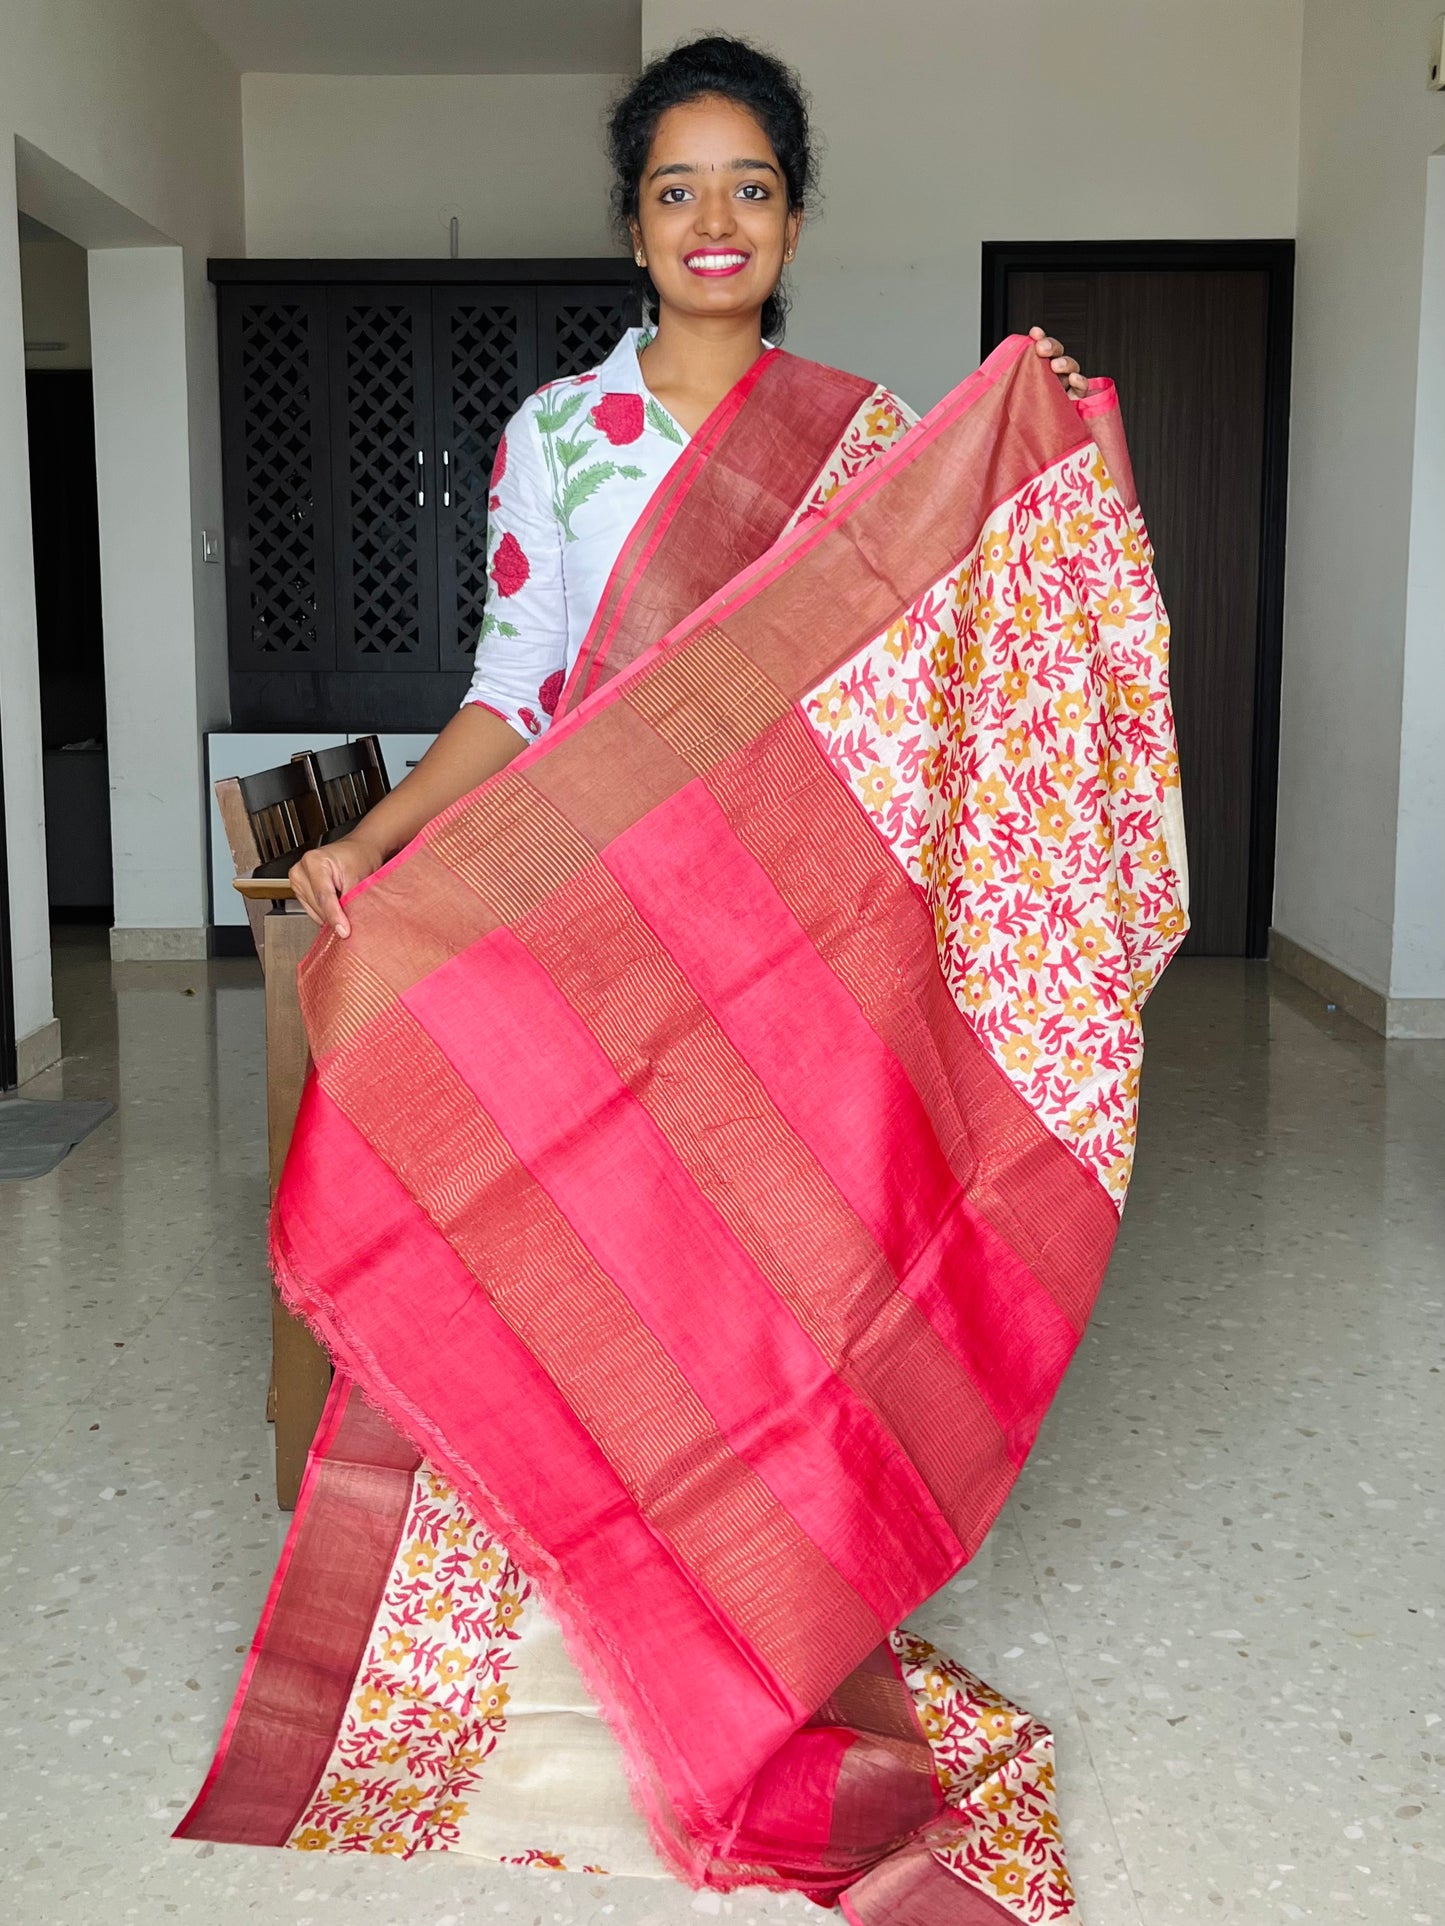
491, 434, 508, 487
284, 1468, 535, 1859
589, 392, 645, 445
788, 390, 914, 529
490, 531, 529, 597
803, 436, 1186, 1206
538, 670, 564, 716
518, 708, 541, 736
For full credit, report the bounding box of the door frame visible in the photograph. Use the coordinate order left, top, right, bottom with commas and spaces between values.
0, 720, 18, 1090
980, 239, 1294, 958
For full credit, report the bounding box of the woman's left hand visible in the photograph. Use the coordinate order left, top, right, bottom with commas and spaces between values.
1029, 325, 1090, 400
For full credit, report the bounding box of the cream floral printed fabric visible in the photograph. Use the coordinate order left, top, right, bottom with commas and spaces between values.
803, 436, 1186, 1203
284, 1466, 1075, 1918
285, 1464, 663, 1874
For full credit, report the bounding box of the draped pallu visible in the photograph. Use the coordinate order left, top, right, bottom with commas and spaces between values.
181, 336, 1186, 1924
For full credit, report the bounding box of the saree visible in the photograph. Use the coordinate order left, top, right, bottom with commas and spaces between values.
180, 335, 1187, 1925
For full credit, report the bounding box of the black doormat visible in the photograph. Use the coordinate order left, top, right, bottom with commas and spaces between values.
0, 1099, 115, 1179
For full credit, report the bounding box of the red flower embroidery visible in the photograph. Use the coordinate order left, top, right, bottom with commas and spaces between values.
491, 434, 508, 487
518, 708, 542, 736
589, 392, 644, 445
490, 531, 529, 597
539, 670, 564, 716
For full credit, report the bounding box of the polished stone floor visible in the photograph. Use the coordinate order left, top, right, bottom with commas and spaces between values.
1, 929, 1439, 1924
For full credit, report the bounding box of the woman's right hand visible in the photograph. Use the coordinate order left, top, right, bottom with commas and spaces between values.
288, 832, 385, 939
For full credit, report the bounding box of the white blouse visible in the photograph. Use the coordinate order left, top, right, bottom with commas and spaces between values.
463, 328, 918, 742
462, 328, 691, 740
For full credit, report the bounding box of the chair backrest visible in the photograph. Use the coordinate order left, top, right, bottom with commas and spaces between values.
236, 758, 327, 866
298, 735, 391, 833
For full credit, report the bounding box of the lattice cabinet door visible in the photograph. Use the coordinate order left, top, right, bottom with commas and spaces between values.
538, 284, 641, 382
218, 286, 336, 672
433, 288, 538, 674
327, 287, 439, 672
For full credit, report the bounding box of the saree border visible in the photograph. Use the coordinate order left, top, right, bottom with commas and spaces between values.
557, 346, 780, 713
558, 349, 875, 713
175, 1378, 418, 1846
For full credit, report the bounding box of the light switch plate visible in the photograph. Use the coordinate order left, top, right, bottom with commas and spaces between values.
201, 528, 221, 564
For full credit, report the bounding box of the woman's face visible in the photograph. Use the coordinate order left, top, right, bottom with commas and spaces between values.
631, 96, 802, 330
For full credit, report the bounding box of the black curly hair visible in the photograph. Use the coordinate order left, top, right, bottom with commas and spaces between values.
608, 34, 815, 342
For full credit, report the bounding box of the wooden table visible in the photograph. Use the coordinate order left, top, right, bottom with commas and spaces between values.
234, 876, 332, 1508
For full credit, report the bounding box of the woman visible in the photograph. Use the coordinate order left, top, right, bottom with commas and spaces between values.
288, 37, 1086, 937
184, 35, 1185, 1925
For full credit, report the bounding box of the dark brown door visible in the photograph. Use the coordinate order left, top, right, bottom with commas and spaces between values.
328, 286, 439, 673
432, 287, 538, 674
986, 243, 1292, 956
219, 285, 337, 674
537, 285, 639, 382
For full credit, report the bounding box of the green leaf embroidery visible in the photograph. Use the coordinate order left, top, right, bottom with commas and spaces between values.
561, 462, 616, 523
478, 613, 519, 644
645, 397, 684, 445
534, 390, 587, 435
532, 375, 667, 540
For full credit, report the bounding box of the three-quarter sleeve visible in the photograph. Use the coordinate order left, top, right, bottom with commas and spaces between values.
462, 399, 569, 740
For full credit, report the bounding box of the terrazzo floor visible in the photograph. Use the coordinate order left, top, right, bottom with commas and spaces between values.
1, 929, 1440, 1925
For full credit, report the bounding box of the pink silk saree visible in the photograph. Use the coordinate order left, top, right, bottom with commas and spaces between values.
180, 336, 1187, 1926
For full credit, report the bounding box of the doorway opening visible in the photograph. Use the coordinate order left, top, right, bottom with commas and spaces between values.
18, 215, 112, 940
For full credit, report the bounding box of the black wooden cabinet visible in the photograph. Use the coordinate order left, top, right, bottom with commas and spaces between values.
211, 260, 639, 728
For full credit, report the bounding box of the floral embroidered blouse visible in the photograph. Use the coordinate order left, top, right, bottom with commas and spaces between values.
462, 328, 691, 740
462, 327, 917, 740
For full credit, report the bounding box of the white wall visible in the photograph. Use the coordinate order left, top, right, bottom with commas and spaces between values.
0, 0, 242, 1046
1394, 152, 1445, 1004
19, 226, 91, 368
91, 248, 214, 942
644, 0, 1303, 409
1275, 0, 1445, 1006
243, 74, 630, 258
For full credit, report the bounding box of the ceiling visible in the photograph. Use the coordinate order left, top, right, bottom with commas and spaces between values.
183, 0, 641, 74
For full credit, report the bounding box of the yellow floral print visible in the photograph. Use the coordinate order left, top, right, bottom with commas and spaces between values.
802, 433, 1186, 1204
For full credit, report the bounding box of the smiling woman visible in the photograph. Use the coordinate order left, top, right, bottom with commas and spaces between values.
287, 35, 1086, 927
187, 31, 1193, 1926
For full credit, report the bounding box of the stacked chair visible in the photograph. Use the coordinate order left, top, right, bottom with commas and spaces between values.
212, 735, 393, 1505
213, 735, 391, 960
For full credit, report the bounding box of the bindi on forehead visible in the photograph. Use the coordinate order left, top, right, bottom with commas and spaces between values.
647, 155, 781, 182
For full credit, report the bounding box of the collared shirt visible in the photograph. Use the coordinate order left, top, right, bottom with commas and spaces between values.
462, 328, 690, 740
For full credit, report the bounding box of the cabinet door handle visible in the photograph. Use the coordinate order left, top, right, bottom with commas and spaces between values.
415, 448, 425, 508
442, 447, 451, 508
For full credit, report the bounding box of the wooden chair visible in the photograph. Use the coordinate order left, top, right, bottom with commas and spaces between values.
295, 734, 391, 834
214, 756, 335, 1507
238, 757, 328, 867
214, 759, 328, 959
214, 747, 392, 1507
